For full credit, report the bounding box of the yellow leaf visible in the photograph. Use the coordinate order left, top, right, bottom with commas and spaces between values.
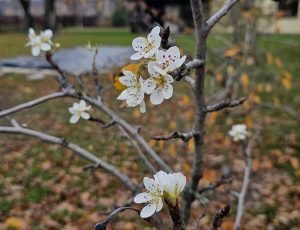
226, 65, 235, 76
273, 97, 281, 105
245, 116, 253, 128
241, 73, 250, 88
5, 217, 24, 229
281, 78, 292, 90
181, 162, 191, 174
114, 76, 126, 92
216, 72, 223, 83
169, 121, 177, 130
122, 63, 141, 75
256, 83, 264, 92
266, 52, 273, 65
274, 57, 283, 68
202, 169, 217, 183
187, 139, 195, 152
181, 95, 191, 106
224, 46, 241, 57
207, 112, 218, 126
290, 157, 299, 170
132, 108, 141, 118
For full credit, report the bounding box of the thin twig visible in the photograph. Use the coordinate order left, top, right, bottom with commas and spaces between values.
198, 176, 233, 194
205, 97, 247, 113
91, 48, 102, 101
233, 130, 260, 230
210, 205, 231, 230
153, 130, 202, 143
205, 0, 241, 34
0, 125, 138, 192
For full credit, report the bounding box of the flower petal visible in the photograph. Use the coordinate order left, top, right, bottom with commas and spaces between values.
31, 46, 40, 56
132, 37, 147, 52
162, 83, 173, 100
134, 192, 152, 204
119, 71, 136, 86
156, 198, 163, 212
68, 107, 75, 114
41, 42, 51, 51
142, 78, 156, 94
150, 86, 164, 105
140, 203, 157, 218
43, 29, 53, 39
80, 112, 90, 120
70, 115, 80, 124
147, 61, 160, 78
143, 177, 156, 192
130, 51, 144, 60
139, 101, 146, 113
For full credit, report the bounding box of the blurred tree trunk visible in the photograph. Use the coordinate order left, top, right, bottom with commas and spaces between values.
19, 0, 34, 30
44, 0, 56, 30
202, 0, 211, 19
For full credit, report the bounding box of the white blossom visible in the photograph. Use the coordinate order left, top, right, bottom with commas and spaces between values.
228, 124, 250, 141
26, 28, 53, 56
154, 171, 186, 201
154, 46, 186, 74
117, 70, 146, 113
68, 100, 91, 124
134, 177, 163, 218
142, 61, 174, 105
130, 26, 161, 60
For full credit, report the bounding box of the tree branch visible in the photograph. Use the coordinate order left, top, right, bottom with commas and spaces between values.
234, 131, 260, 230
205, 97, 247, 113
198, 176, 233, 194
0, 91, 68, 118
0, 125, 138, 192
210, 205, 231, 230
205, 0, 240, 34
153, 130, 202, 143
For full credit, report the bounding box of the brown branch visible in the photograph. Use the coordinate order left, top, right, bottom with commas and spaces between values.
153, 130, 202, 143
205, 0, 241, 34
205, 97, 247, 113
210, 205, 231, 230
91, 48, 102, 100
160, 25, 176, 49
164, 199, 185, 230
0, 91, 68, 118
198, 176, 233, 194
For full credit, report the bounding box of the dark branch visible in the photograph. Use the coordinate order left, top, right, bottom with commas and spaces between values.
153, 130, 202, 143
94, 207, 140, 230
198, 176, 233, 194
91, 48, 102, 100
160, 25, 176, 49
205, 97, 247, 113
164, 199, 185, 230
171, 59, 205, 81
210, 205, 231, 230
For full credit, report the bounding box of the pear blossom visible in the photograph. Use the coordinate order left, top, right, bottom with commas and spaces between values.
154, 171, 186, 201
142, 61, 174, 105
130, 26, 161, 60
228, 124, 250, 141
117, 70, 146, 113
26, 28, 53, 56
154, 46, 186, 74
134, 177, 163, 218
68, 100, 91, 124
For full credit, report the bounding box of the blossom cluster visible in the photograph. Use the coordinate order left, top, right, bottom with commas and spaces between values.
228, 124, 250, 141
117, 26, 186, 113
134, 170, 186, 218
26, 28, 54, 56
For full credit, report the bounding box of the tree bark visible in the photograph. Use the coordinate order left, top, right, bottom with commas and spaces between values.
19, 0, 34, 30
44, 0, 56, 30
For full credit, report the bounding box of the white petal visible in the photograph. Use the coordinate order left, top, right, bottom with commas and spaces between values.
139, 101, 146, 113
119, 71, 136, 86
29, 28, 35, 36
150, 26, 161, 36
70, 115, 80, 124
127, 96, 139, 107
130, 51, 144, 60
134, 192, 152, 204
117, 88, 137, 100
156, 198, 163, 212
166, 46, 181, 59
144, 48, 156, 59
31, 46, 40, 56
143, 177, 156, 192
80, 112, 90, 120
167, 55, 186, 72
43, 29, 53, 38
150, 87, 164, 105
140, 203, 157, 218
68, 107, 75, 114
41, 43, 51, 51
142, 78, 156, 94
79, 100, 86, 107
132, 37, 147, 52
147, 61, 160, 78
155, 49, 165, 65
162, 83, 173, 100
153, 65, 170, 77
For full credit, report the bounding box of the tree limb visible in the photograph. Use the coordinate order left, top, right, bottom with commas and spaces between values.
198, 176, 233, 194
205, 0, 240, 34
205, 97, 247, 113
153, 130, 202, 143
0, 125, 138, 192
0, 91, 68, 118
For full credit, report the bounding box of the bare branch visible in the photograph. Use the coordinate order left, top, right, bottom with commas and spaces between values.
198, 176, 233, 194
159, 25, 176, 49
94, 207, 140, 230
183, 76, 195, 89
205, 97, 247, 113
164, 199, 185, 230
205, 0, 240, 34
171, 59, 205, 81
210, 205, 231, 230
0, 125, 138, 192
234, 131, 260, 230
0, 91, 68, 118
91, 48, 102, 101
153, 130, 202, 143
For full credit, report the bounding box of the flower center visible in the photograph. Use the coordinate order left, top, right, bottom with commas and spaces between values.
154, 76, 167, 87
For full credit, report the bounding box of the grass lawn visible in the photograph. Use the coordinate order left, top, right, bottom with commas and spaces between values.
0, 27, 300, 229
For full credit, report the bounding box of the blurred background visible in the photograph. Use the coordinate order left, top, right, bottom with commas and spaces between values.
0, 0, 300, 229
